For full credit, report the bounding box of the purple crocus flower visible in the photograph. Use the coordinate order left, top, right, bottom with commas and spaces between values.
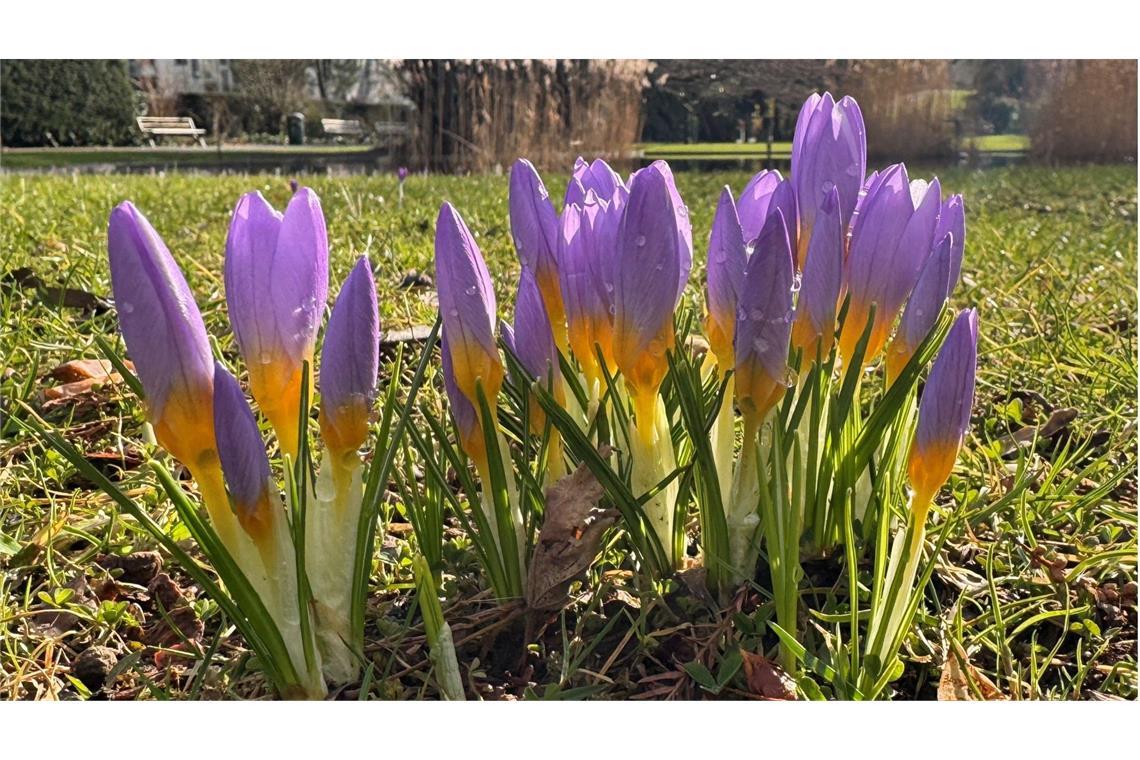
319, 256, 380, 457
108, 201, 216, 468
213, 361, 274, 540
564, 156, 624, 208
509, 159, 567, 353
885, 234, 954, 383
791, 186, 844, 360
936, 194, 966, 291
613, 160, 690, 415
908, 308, 978, 504
734, 209, 795, 424
736, 170, 781, 244
397, 166, 409, 183
839, 164, 942, 367
791, 93, 866, 262
224, 187, 329, 459
434, 202, 503, 461
705, 187, 747, 369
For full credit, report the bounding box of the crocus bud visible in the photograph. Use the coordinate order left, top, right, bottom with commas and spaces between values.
434, 202, 503, 435
734, 209, 795, 424
791, 93, 866, 263
319, 257, 380, 457
224, 187, 329, 459
839, 164, 941, 367
705, 187, 747, 369
908, 309, 978, 505
213, 362, 275, 541
885, 234, 953, 383
613, 161, 690, 420
791, 186, 844, 360
565, 156, 624, 208
737, 170, 781, 244
936, 194, 966, 292
397, 166, 409, 182
108, 201, 216, 468
509, 159, 567, 353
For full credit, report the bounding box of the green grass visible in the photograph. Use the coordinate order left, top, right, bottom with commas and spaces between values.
0, 166, 1135, 700
0, 144, 377, 170
639, 133, 1029, 161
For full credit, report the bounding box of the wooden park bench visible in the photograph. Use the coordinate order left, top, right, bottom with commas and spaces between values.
321, 118, 367, 142
136, 116, 207, 147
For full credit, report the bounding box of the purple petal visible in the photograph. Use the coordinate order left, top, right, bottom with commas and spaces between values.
879, 176, 942, 316
797, 186, 844, 340
614, 162, 686, 358
896, 233, 952, 353
846, 164, 914, 315
737, 169, 783, 243
849, 169, 882, 237
224, 191, 283, 366
735, 209, 795, 382
912, 308, 978, 470
936, 194, 966, 292
564, 156, 590, 207
767, 178, 799, 266
434, 202, 497, 360
512, 267, 558, 383
272, 187, 329, 362
319, 256, 380, 425
108, 201, 213, 420
790, 93, 822, 171
705, 187, 747, 359
213, 361, 270, 514
509, 159, 559, 275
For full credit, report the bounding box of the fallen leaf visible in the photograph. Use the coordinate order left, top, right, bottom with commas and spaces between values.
1, 267, 110, 314
937, 642, 1006, 700
996, 407, 1078, 456
49, 359, 130, 384
740, 651, 797, 700
144, 573, 204, 661
380, 324, 434, 346
526, 453, 617, 611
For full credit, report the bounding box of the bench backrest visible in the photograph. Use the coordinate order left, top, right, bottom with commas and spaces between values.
137, 116, 200, 131
321, 118, 365, 134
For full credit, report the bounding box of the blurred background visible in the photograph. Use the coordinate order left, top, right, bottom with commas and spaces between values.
0, 58, 1136, 174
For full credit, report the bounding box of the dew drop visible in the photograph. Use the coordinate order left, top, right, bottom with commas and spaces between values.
635, 235, 647, 247
259, 352, 273, 365
604, 282, 614, 293
120, 302, 134, 314
752, 336, 769, 353
449, 308, 459, 318
790, 272, 803, 293
464, 285, 478, 296
750, 308, 764, 321
782, 367, 799, 388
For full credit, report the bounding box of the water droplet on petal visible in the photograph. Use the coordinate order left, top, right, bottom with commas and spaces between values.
790, 272, 803, 293
782, 367, 799, 387
464, 285, 478, 296
120, 302, 134, 314
635, 235, 647, 247
449, 309, 459, 318
259, 352, 273, 365
750, 308, 764, 321
752, 336, 769, 353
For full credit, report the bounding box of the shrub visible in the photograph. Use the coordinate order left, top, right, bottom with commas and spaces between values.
1, 60, 138, 147
1028, 60, 1138, 163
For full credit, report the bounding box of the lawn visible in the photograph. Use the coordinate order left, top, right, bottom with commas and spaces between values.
0, 165, 1136, 700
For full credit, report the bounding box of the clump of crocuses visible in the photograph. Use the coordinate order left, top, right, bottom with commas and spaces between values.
431, 91, 978, 696
108, 185, 382, 697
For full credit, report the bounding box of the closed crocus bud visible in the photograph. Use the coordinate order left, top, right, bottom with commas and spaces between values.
510, 159, 567, 353
734, 209, 795, 424
224, 187, 329, 460
565, 156, 624, 208
936, 194, 966, 292
885, 234, 953, 383
434, 202, 504, 426
839, 164, 942, 367
737, 169, 782, 244
705, 187, 747, 369
319, 257, 380, 458
108, 201, 216, 469
791, 92, 866, 263
908, 309, 978, 506
791, 186, 844, 360
613, 161, 690, 423
213, 362, 275, 541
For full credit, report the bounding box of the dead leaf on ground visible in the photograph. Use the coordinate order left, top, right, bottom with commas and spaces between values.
740, 651, 797, 700
1, 267, 110, 314
526, 452, 617, 611
937, 642, 1006, 700
996, 407, 1078, 456
144, 573, 205, 664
